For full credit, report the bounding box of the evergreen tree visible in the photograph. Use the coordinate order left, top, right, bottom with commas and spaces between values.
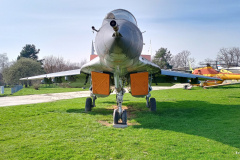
152, 48, 172, 69
17, 44, 40, 60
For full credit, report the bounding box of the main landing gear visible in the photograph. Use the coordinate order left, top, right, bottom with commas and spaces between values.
146, 94, 156, 111
85, 94, 97, 112
84, 75, 157, 127
145, 85, 156, 111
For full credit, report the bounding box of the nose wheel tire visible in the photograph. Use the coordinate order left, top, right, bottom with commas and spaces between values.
113, 109, 119, 124
183, 85, 188, 89
150, 98, 156, 111
85, 97, 92, 111
121, 109, 127, 124
113, 109, 127, 124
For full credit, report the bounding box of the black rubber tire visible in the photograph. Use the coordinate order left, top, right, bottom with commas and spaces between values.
183, 85, 188, 89
121, 109, 127, 124
150, 98, 157, 111
113, 109, 119, 124
85, 97, 92, 111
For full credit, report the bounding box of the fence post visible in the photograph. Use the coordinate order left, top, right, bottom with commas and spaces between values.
10, 85, 23, 94
0, 86, 4, 94
11, 87, 14, 94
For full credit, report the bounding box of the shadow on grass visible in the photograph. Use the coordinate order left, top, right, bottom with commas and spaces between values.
67, 99, 240, 149
131, 100, 240, 149
66, 109, 85, 113
207, 85, 240, 89
67, 107, 114, 116
0, 95, 8, 97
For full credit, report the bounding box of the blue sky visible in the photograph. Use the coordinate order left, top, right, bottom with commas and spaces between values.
0, 0, 240, 65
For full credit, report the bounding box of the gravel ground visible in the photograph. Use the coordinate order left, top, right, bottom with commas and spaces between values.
0, 84, 187, 107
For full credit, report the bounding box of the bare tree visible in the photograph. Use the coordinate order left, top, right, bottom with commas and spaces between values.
217, 47, 240, 67
170, 50, 195, 68
42, 55, 57, 73
0, 73, 4, 86
198, 58, 216, 67
0, 53, 9, 73
43, 55, 87, 73
79, 59, 87, 67
233, 47, 240, 66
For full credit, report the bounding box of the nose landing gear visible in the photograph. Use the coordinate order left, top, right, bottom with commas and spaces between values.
113, 88, 128, 125
113, 109, 127, 124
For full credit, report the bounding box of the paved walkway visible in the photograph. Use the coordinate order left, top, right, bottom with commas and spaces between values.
0, 84, 187, 107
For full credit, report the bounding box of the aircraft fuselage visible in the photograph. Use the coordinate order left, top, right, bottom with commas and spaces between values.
95, 17, 143, 76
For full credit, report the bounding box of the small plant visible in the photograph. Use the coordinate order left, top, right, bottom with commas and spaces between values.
33, 82, 40, 90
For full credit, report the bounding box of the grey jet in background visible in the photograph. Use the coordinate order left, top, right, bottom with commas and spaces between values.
20, 9, 221, 125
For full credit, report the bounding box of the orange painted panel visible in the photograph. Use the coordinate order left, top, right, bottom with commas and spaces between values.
130, 72, 149, 96
90, 55, 98, 61
141, 55, 151, 61
193, 67, 218, 74
92, 71, 110, 95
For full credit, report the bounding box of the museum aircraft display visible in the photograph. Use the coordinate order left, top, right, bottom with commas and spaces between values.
191, 65, 240, 86
217, 64, 240, 74
20, 9, 221, 125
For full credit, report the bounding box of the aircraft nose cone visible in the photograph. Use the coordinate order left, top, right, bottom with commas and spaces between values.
104, 23, 132, 55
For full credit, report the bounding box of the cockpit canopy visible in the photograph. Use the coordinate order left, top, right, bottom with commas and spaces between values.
104, 9, 137, 25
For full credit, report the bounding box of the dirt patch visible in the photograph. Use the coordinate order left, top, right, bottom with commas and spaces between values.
98, 105, 142, 126
98, 120, 140, 127
98, 120, 112, 126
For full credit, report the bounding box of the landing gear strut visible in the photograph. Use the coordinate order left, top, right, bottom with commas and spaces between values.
146, 85, 156, 111
113, 74, 127, 125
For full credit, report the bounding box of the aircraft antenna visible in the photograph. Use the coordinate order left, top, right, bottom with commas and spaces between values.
91, 40, 95, 55
148, 40, 152, 60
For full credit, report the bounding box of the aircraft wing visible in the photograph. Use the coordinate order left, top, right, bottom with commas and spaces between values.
19, 69, 81, 80
134, 56, 222, 81
152, 69, 222, 86
160, 70, 222, 80
20, 55, 222, 84
20, 56, 112, 81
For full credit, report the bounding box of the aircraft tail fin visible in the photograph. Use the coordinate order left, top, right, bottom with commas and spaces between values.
189, 60, 193, 73
217, 64, 223, 70
216, 62, 223, 70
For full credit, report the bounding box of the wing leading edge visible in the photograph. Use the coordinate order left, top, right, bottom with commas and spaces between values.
20, 57, 110, 80
160, 69, 222, 81
19, 69, 81, 80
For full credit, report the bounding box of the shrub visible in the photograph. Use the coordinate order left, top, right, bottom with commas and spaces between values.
33, 82, 40, 90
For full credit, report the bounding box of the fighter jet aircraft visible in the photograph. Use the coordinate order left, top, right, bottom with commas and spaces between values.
20, 9, 221, 125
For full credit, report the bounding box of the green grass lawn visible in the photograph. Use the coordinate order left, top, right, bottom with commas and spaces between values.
0, 85, 240, 159
0, 85, 88, 97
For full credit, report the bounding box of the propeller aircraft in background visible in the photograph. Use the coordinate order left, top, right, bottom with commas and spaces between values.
191, 64, 240, 87
216, 64, 240, 74
20, 9, 221, 125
